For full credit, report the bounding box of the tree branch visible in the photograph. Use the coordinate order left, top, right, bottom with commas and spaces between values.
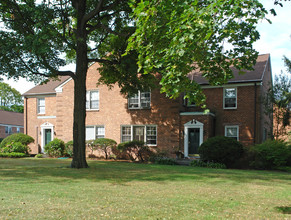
82, 0, 105, 24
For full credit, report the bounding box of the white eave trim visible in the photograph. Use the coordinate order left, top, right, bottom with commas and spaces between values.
0, 123, 24, 128
200, 82, 262, 89
37, 116, 57, 119
180, 112, 215, 117
55, 77, 73, 93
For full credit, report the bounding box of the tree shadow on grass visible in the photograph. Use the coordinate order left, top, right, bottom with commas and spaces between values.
0, 158, 290, 186
275, 206, 291, 214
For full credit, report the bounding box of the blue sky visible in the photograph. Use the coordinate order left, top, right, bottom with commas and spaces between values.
3, 1, 291, 94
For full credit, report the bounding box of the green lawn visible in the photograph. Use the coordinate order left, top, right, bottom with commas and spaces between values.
0, 158, 290, 219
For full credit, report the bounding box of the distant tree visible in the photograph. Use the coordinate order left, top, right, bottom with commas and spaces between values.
0, 82, 23, 113
264, 57, 291, 140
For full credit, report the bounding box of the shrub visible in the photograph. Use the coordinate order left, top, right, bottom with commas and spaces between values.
44, 138, 65, 157
0, 138, 3, 143
0, 152, 27, 158
0, 142, 30, 154
248, 140, 291, 170
117, 140, 151, 162
64, 140, 73, 157
152, 157, 177, 165
93, 138, 117, 159
198, 136, 244, 168
190, 160, 226, 169
35, 154, 43, 158
0, 133, 34, 148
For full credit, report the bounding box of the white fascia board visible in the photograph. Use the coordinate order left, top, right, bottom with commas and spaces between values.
180, 112, 215, 117
55, 77, 73, 93
201, 82, 262, 89
0, 123, 24, 128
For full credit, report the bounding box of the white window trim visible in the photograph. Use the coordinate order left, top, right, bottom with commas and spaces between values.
183, 96, 196, 107
85, 125, 105, 141
128, 91, 151, 109
225, 125, 239, 141
120, 125, 157, 146
37, 97, 45, 114
223, 87, 237, 109
184, 120, 204, 158
86, 90, 100, 111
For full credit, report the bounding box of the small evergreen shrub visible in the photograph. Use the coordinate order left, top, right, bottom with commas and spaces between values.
64, 140, 73, 157
152, 157, 177, 165
117, 140, 151, 162
35, 154, 43, 158
0, 152, 27, 158
0, 142, 30, 154
93, 138, 117, 159
0, 133, 34, 148
44, 138, 65, 157
190, 160, 226, 169
248, 140, 291, 170
198, 136, 244, 168
0, 138, 3, 143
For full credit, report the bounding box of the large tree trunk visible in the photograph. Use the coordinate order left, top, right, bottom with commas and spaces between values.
71, 0, 89, 168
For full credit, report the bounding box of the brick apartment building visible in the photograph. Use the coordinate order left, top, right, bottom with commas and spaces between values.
0, 110, 24, 139
23, 54, 273, 156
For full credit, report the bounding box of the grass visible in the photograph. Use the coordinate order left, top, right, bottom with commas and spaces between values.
0, 158, 290, 219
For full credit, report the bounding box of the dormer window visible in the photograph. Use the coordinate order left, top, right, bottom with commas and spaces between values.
224, 88, 237, 109
128, 91, 151, 109
37, 98, 45, 114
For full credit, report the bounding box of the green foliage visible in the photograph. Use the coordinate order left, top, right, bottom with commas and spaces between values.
117, 140, 151, 162
127, 0, 267, 105
264, 70, 291, 140
92, 138, 117, 159
44, 138, 65, 158
0, 138, 3, 143
35, 154, 43, 158
151, 157, 177, 165
198, 136, 244, 168
1, 142, 30, 154
0, 133, 34, 148
0, 152, 27, 158
64, 140, 73, 157
190, 160, 227, 169
248, 140, 291, 170
0, 82, 23, 113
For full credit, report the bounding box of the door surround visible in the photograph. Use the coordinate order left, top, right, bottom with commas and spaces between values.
184, 120, 203, 157
40, 122, 54, 153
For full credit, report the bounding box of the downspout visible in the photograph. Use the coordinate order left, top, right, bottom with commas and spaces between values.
254, 83, 257, 144
25, 97, 28, 135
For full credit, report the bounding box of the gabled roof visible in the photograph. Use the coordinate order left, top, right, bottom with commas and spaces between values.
22, 54, 270, 96
22, 76, 71, 96
189, 54, 270, 85
0, 110, 24, 126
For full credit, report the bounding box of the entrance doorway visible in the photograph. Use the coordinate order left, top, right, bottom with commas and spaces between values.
188, 128, 200, 154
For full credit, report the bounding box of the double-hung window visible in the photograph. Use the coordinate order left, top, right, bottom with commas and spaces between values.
86, 90, 99, 110
128, 91, 151, 109
85, 125, 105, 141
121, 125, 157, 146
37, 98, 45, 114
224, 88, 237, 109
5, 126, 12, 134
225, 125, 239, 140
183, 96, 196, 107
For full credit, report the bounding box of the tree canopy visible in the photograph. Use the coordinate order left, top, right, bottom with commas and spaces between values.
0, 0, 269, 168
0, 82, 23, 113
